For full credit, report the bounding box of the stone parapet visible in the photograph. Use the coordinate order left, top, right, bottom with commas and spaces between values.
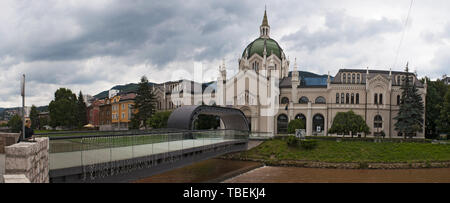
5, 138, 49, 183
3, 174, 30, 183
0, 133, 20, 154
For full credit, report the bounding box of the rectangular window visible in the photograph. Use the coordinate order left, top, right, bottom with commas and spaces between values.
374, 94, 378, 104
356, 93, 360, 104
341, 93, 344, 104
379, 94, 383, 104
336, 93, 339, 104
351, 93, 354, 104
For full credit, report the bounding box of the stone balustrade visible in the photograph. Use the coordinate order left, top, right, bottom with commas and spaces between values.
0, 133, 20, 153
4, 137, 49, 183
1, 133, 20, 183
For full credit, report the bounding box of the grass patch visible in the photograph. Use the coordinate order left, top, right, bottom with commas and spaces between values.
238, 139, 450, 163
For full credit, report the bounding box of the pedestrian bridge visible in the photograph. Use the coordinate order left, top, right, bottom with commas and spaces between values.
48, 130, 248, 183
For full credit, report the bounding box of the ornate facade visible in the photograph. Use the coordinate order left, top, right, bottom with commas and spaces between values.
217, 10, 427, 138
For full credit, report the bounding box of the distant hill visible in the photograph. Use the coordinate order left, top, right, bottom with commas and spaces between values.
93, 82, 156, 99
36, 106, 49, 112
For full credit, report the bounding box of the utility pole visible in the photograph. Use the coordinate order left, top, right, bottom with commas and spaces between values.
21, 74, 25, 141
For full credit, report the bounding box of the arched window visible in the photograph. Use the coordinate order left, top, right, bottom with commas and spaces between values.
295, 114, 306, 129
342, 73, 346, 83
397, 95, 400, 105
281, 97, 289, 104
295, 114, 306, 121
352, 73, 355, 84
336, 93, 340, 104
379, 94, 383, 104
341, 93, 345, 104
374, 115, 383, 129
351, 93, 355, 104
299, 96, 309, 104
277, 114, 289, 134
356, 93, 360, 104
374, 93, 378, 104
313, 114, 325, 133
315, 96, 326, 104
347, 74, 351, 83
357, 74, 361, 83
346, 93, 350, 104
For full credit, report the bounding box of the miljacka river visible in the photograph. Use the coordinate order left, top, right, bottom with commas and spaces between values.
135, 158, 450, 183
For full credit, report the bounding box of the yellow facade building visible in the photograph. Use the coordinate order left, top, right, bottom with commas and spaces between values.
110, 92, 137, 130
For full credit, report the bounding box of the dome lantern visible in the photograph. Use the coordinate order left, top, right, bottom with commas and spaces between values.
260, 8, 270, 39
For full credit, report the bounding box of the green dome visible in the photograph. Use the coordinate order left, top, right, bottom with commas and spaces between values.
242, 37, 283, 59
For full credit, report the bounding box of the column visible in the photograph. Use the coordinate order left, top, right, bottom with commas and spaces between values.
307, 102, 312, 136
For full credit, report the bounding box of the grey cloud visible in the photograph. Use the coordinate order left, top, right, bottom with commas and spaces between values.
281, 11, 403, 51
3, 0, 259, 68
421, 22, 450, 44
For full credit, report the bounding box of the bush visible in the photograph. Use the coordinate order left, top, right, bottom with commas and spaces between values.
286, 136, 299, 147
148, 111, 172, 129
287, 119, 305, 134
299, 139, 318, 150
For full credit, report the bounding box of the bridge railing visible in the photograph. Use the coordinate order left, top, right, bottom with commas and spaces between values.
48, 129, 249, 172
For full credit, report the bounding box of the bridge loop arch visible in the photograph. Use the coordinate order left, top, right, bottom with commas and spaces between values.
167, 105, 250, 131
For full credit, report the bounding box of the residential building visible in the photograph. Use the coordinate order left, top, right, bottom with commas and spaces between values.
110, 92, 137, 130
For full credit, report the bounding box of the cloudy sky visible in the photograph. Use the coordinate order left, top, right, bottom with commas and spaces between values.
1, 0, 449, 108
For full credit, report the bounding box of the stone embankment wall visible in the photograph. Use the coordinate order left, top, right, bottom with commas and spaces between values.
4, 137, 49, 183
0, 133, 20, 153
0, 133, 20, 183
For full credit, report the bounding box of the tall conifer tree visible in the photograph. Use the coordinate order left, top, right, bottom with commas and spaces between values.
394, 63, 424, 138
29, 105, 40, 129
131, 76, 156, 129
77, 91, 88, 128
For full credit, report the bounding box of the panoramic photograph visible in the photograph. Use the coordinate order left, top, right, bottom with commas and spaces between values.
0, 0, 449, 195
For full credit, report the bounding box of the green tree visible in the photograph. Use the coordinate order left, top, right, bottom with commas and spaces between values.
39, 116, 49, 129
77, 91, 88, 128
287, 119, 305, 134
423, 77, 448, 138
394, 65, 424, 139
329, 112, 350, 136
148, 111, 172, 129
29, 105, 40, 129
438, 88, 450, 135
329, 110, 370, 137
348, 111, 370, 137
7, 114, 22, 133
131, 76, 157, 129
48, 88, 78, 129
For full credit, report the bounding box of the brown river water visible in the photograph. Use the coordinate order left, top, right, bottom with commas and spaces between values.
135, 159, 450, 183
